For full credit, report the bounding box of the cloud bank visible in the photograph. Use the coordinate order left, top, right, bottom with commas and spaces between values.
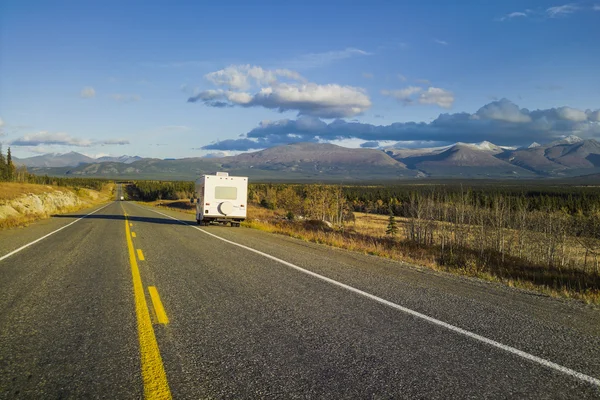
188, 65, 371, 118
201, 99, 600, 151
10, 131, 130, 147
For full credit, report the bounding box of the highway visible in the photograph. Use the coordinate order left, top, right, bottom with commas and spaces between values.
1, 191, 600, 398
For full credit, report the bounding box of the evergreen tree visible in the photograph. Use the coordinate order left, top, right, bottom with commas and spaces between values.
0, 144, 6, 181
386, 206, 398, 237
6, 147, 15, 181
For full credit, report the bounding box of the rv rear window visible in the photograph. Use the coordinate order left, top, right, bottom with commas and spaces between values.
215, 186, 237, 200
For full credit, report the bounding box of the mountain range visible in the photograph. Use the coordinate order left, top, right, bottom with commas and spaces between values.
14, 136, 600, 181
13, 152, 142, 168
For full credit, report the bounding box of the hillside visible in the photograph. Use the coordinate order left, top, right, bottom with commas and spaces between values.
394, 144, 535, 178
18, 137, 600, 181
30, 143, 417, 181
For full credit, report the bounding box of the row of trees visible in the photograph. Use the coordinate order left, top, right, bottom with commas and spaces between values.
129, 180, 195, 201
250, 184, 355, 225
344, 184, 600, 216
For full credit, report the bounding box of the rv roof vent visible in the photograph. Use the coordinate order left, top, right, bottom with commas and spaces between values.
215, 172, 229, 176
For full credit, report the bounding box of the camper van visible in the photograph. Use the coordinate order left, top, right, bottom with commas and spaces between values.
195, 172, 248, 226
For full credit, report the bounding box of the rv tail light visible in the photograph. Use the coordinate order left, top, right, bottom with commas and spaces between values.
240, 204, 245, 208
205, 203, 210, 206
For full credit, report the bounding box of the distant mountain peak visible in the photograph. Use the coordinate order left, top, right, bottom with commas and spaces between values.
546, 135, 584, 147
528, 142, 541, 148
560, 135, 583, 144
564, 135, 583, 142
453, 141, 509, 154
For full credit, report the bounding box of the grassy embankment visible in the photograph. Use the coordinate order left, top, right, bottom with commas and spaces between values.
144, 199, 600, 305
0, 182, 114, 230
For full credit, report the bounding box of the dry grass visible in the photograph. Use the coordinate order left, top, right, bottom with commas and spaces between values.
0, 182, 60, 201
244, 205, 600, 305
0, 182, 114, 230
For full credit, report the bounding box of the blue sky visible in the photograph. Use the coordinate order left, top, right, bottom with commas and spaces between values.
1, 0, 599, 158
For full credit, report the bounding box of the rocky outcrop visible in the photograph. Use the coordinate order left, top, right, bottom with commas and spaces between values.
1, 190, 83, 221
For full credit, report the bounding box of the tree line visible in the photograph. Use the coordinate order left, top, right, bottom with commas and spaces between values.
129, 180, 195, 201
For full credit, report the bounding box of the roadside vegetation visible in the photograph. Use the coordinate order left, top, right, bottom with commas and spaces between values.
129, 180, 600, 304
0, 146, 114, 229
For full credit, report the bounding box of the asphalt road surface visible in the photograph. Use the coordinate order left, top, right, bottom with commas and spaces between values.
1, 194, 600, 398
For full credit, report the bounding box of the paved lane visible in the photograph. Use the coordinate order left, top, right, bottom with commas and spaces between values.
0, 202, 140, 398
125, 202, 600, 398
1, 199, 599, 398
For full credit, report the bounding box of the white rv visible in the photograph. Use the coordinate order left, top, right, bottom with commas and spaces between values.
195, 172, 248, 226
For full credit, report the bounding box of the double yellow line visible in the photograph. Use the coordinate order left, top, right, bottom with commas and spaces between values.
123, 208, 172, 399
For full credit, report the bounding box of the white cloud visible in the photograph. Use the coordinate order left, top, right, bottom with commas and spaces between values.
499, 11, 529, 21
557, 107, 588, 122
11, 131, 93, 147
416, 79, 431, 85
252, 83, 371, 118
101, 139, 130, 145
205, 65, 304, 91
285, 48, 371, 69
382, 86, 454, 109
80, 87, 96, 98
594, 5, 600, 11
434, 39, 449, 45
418, 87, 455, 109
227, 91, 253, 105
10, 131, 130, 147
362, 72, 374, 79
189, 65, 372, 118
476, 99, 532, 122
587, 110, 600, 121
381, 86, 423, 105
0, 117, 4, 137
507, 12, 528, 18
547, 4, 578, 17
112, 94, 141, 102
398, 74, 407, 82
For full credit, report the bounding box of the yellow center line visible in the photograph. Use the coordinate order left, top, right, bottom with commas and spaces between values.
132, 232, 137, 238
148, 286, 170, 324
121, 204, 171, 399
137, 249, 145, 261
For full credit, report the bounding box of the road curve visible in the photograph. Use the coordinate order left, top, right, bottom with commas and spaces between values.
1, 199, 599, 398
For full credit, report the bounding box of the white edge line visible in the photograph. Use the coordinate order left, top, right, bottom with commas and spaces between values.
139, 204, 600, 388
0, 203, 112, 263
